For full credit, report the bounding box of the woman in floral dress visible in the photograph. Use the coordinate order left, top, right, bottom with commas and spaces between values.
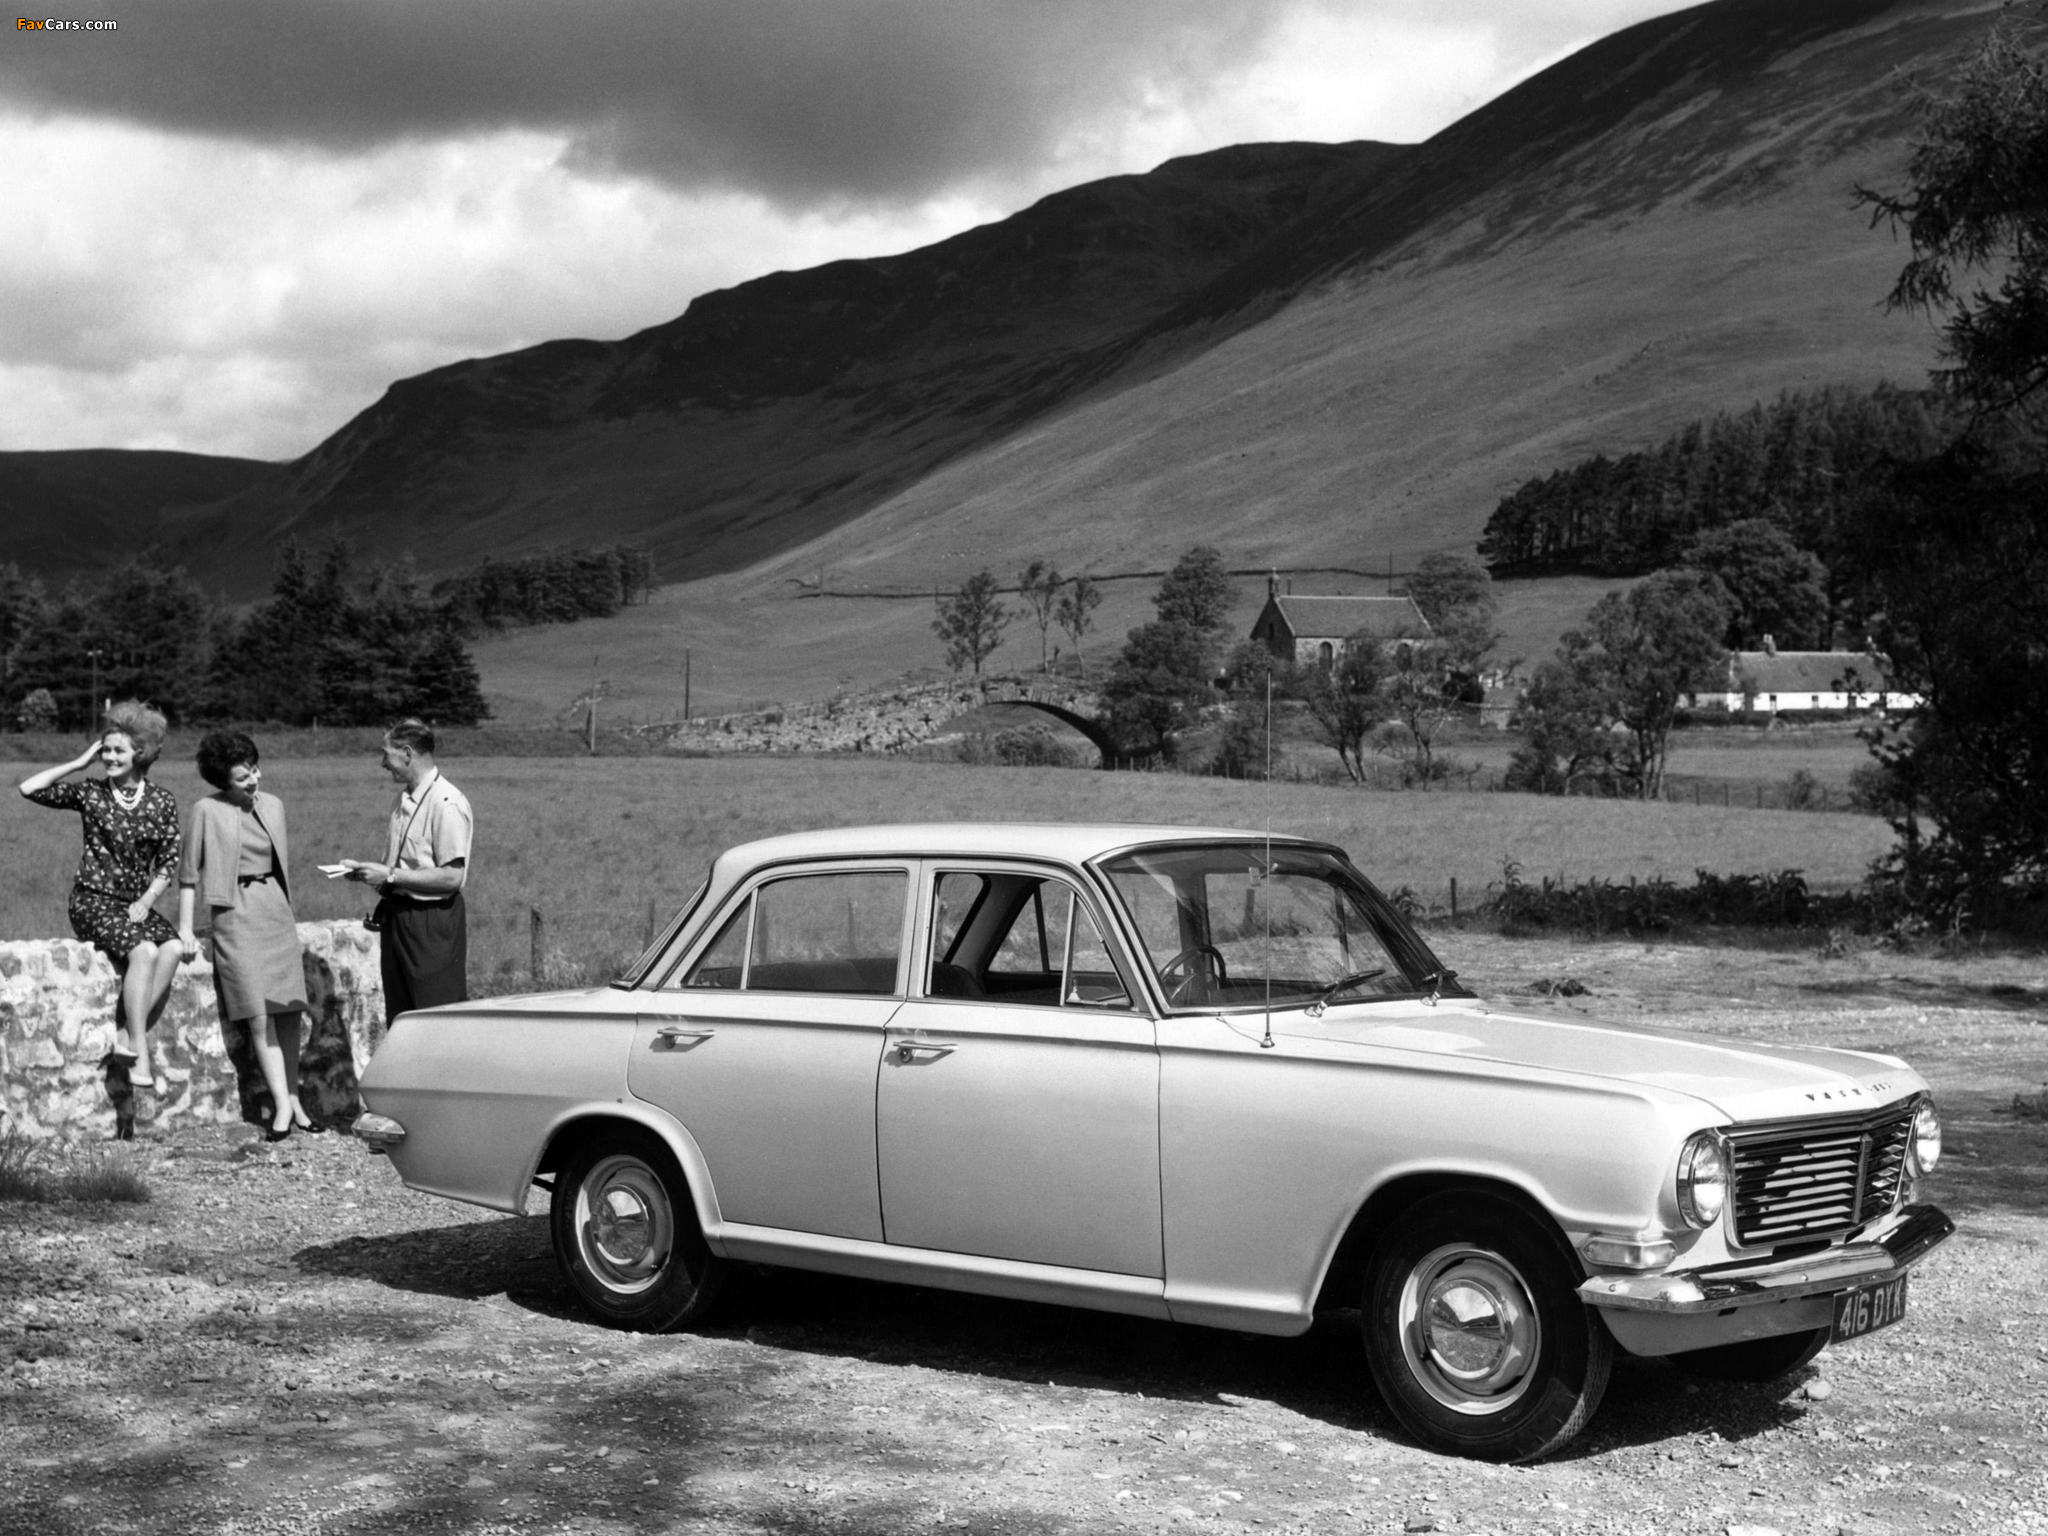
18, 701, 184, 1100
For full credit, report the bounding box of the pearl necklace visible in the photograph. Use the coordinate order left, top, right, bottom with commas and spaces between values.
110, 779, 144, 811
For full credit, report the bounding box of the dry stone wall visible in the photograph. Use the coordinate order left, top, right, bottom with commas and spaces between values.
0, 919, 383, 1142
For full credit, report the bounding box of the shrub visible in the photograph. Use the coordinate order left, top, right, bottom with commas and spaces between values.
14, 687, 57, 733
1784, 768, 1821, 810
0, 1126, 151, 1204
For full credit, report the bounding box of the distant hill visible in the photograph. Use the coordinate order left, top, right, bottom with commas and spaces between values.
139, 140, 1406, 594
3, 0, 1988, 634
0, 450, 283, 585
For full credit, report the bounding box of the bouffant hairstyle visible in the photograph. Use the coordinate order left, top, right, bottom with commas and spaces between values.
384, 717, 436, 755
100, 700, 168, 770
195, 730, 260, 791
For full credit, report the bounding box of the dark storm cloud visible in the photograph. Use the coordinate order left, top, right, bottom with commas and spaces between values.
0, 0, 1287, 203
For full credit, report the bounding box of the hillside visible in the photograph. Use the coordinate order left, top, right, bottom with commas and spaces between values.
147, 140, 1406, 594
0, 449, 283, 585
468, 0, 1986, 722
3, 0, 2000, 718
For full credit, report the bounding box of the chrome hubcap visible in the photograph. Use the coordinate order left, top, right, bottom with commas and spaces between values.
576, 1155, 674, 1296
1397, 1244, 1541, 1415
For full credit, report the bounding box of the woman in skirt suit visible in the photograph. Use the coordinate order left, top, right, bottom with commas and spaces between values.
176, 731, 314, 1142
18, 701, 184, 1101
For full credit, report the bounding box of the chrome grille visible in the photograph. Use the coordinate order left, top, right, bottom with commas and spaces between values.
1727, 1104, 1916, 1247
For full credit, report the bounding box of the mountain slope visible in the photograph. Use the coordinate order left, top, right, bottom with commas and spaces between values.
151, 140, 1405, 594
736, 0, 1976, 593
0, 450, 283, 584
5, 0, 1992, 673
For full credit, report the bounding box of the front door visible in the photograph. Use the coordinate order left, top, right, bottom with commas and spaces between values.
628, 864, 910, 1242
877, 866, 1161, 1277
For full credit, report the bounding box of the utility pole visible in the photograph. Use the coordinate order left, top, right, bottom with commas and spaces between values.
85, 648, 105, 726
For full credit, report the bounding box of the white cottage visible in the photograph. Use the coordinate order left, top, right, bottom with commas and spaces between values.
1684, 642, 1921, 714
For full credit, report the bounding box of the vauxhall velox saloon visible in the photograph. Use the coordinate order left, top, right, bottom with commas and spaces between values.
355, 824, 1952, 1461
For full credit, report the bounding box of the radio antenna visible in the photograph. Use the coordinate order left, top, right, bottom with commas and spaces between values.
1260, 672, 1275, 1049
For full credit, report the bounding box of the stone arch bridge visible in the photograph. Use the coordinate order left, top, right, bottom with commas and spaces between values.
644, 675, 1114, 760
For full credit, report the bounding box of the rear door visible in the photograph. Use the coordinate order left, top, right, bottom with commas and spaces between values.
628, 863, 909, 1242
877, 863, 1162, 1276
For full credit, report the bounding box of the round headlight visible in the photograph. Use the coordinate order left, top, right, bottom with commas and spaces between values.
1910, 1099, 1942, 1175
1676, 1130, 1729, 1230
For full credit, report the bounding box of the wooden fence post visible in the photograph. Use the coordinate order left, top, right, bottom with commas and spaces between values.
530, 906, 546, 985
1450, 878, 1458, 922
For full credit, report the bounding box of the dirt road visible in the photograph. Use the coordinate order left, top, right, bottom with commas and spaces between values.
3, 934, 2045, 1536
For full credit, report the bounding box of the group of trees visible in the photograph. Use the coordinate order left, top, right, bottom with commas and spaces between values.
1506, 571, 1731, 800
1, 542, 491, 731
433, 545, 657, 633
3, 539, 661, 733
1503, 10, 2048, 921
1843, 9, 2048, 919
1502, 517, 1843, 800
1088, 547, 1506, 778
1477, 383, 1955, 582
1101, 546, 1238, 761
931, 564, 1103, 676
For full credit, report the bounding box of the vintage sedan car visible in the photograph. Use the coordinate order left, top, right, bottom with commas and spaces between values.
355, 823, 1952, 1461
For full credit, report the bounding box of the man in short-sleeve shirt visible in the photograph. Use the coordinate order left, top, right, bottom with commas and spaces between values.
342, 718, 473, 1023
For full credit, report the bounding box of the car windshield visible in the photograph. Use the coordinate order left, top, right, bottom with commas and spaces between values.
1096, 842, 1454, 1012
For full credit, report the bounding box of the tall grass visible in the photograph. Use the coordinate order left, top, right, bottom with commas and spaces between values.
4, 751, 1897, 993
0, 1126, 151, 1203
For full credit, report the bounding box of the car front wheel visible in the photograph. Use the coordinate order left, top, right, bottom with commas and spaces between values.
1363, 1192, 1612, 1462
551, 1130, 725, 1331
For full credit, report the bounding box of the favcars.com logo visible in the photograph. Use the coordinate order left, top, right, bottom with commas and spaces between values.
18, 17, 119, 27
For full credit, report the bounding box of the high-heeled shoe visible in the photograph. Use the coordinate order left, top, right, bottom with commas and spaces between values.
263, 1124, 293, 1143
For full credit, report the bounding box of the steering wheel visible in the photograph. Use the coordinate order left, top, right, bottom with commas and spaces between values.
1158, 944, 1228, 1005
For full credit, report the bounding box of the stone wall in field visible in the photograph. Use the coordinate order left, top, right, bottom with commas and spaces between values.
0, 919, 383, 1142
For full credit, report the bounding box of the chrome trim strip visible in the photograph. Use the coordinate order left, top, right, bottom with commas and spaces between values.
715, 1222, 1171, 1319
1580, 1204, 1954, 1314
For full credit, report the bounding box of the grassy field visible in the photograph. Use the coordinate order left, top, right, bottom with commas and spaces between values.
5, 749, 1896, 994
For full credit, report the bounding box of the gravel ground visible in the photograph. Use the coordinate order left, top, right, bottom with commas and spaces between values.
2, 933, 2045, 1536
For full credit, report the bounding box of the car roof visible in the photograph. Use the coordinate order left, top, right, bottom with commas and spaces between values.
714, 822, 1328, 876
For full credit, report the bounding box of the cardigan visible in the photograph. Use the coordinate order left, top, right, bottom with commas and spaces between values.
180, 790, 291, 911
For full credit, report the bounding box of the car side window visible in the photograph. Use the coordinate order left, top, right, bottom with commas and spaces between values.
928, 870, 1131, 1010
747, 870, 907, 994
676, 870, 907, 994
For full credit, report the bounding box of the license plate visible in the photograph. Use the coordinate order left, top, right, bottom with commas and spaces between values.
1832, 1275, 1909, 1343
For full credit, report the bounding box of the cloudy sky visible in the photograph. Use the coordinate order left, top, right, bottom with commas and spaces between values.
3, 0, 1693, 462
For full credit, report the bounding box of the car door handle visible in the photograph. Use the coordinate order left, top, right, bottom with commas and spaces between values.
895, 1040, 957, 1062
655, 1026, 716, 1048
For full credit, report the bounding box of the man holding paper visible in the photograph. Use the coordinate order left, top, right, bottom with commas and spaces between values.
339, 718, 473, 1024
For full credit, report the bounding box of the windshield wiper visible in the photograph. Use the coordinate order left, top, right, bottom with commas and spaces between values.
1305, 968, 1388, 1016
1421, 967, 1459, 1004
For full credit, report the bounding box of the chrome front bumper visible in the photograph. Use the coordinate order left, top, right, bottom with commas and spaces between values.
1578, 1203, 1955, 1315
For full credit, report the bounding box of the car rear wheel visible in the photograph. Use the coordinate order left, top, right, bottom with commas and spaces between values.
1363, 1192, 1612, 1462
1668, 1327, 1828, 1382
551, 1130, 725, 1331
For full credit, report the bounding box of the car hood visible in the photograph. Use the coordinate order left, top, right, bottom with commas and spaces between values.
1277, 999, 1919, 1123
